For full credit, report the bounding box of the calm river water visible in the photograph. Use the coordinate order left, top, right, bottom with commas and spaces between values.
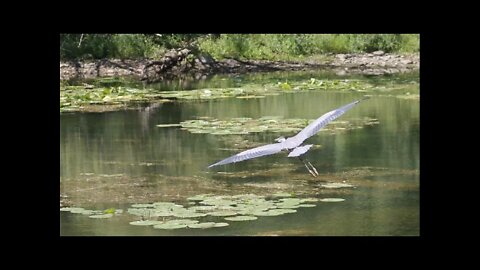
60, 70, 419, 236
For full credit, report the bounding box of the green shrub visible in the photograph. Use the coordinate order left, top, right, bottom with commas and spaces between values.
60, 34, 419, 61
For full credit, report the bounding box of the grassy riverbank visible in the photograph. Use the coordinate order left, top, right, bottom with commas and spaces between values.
60, 34, 419, 61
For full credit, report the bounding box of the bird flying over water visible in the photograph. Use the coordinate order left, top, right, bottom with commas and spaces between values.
208, 97, 369, 176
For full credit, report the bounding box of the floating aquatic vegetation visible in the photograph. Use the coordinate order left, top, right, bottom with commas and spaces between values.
60, 207, 119, 217
70, 208, 88, 214
153, 202, 181, 208
79, 210, 97, 215
279, 198, 303, 203
89, 213, 114, 219
188, 205, 218, 212
320, 183, 355, 189
275, 204, 301, 209
275, 209, 297, 214
61, 190, 348, 231
155, 79, 378, 103
122, 192, 320, 229
225, 216, 258, 221
187, 222, 229, 229
298, 204, 316, 208
172, 212, 208, 218
153, 223, 188, 230
236, 95, 266, 99
212, 222, 229, 227
271, 192, 293, 198
208, 211, 238, 217
273, 78, 375, 92
176, 116, 379, 136
61, 72, 418, 114
163, 219, 200, 226
60, 84, 173, 113
252, 210, 287, 216
60, 207, 85, 212
199, 198, 236, 206
320, 198, 346, 202
187, 194, 213, 201
131, 203, 155, 208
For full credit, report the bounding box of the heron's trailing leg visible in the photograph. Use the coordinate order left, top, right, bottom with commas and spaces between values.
305, 159, 319, 176
298, 157, 318, 177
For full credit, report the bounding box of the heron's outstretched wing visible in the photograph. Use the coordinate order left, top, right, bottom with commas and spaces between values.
208, 143, 284, 168
290, 98, 368, 145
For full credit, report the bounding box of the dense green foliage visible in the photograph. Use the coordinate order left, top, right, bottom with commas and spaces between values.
60, 34, 200, 60
198, 34, 419, 60
60, 34, 419, 61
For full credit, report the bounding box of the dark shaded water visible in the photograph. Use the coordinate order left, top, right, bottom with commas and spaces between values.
60, 70, 419, 236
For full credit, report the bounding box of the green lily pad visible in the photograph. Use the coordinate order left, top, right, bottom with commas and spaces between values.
200, 199, 235, 206
271, 192, 293, 198
173, 212, 208, 218
79, 210, 97, 215
89, 214, 114, 219
187, 194, 213, 201
150, 211, 175, 217
208, 211, 238, 217
236, 95, 266, 99
320, 198, 346, 202
153, 203, 184, 210
187, 222, 230, 229
224, 216, 258, 221
321, 183, 354, 189
252, 210, 286, 216
153, 223, 188, 230
165, 219, 199, 225
298, 204, 317, 208
60, 207, 84, 212
213, 222, 230, 227
275, 209, 297, 214
275, 204, 301, 209
231, 194, 264, 200
279, 198, 302, 204
70, 208, 87, 214
131, 203, 155, 208
188, 205, 217, 211
130, 220, 164, 226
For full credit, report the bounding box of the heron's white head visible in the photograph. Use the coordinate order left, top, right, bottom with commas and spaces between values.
275, 136, 286, 143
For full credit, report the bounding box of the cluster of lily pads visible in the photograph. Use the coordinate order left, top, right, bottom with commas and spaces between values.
160, 116, 379, 135
156, 78, 376, 101
60, 207, 123, 218
156, 87, 273, 101
60, 74, 418, 113
273, 78, 374, 91
124, 193, 346, 230
60, 193, 347, 230
60, 85, 170, 113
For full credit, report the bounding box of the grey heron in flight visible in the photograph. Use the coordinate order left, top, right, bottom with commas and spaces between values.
208, 97, 369, 177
